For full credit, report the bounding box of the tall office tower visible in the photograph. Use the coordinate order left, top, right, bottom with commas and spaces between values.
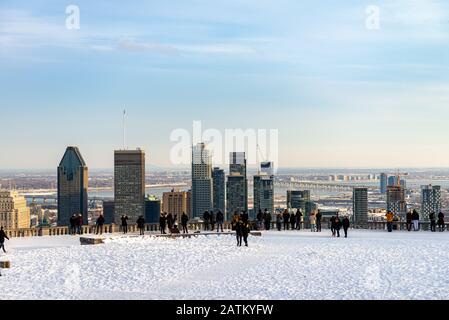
287, 190, 316, 218
145, 195, 161, 223
386, 185, 407, 217
253, 162, 274, 215
421, 185, 441, 220
388, 176, 398, 187
380, 173, 388, 194
191, 143, 213, 218
226, 152, 248, 217
102, 200, 115, 224
0, 190, 30, 229
57, 146, 88, 226
212, 167, 226, 214
400, 179, 406, 189
162, 189, 189, 219
353, 188, 368, 226
114, 149, 145, 223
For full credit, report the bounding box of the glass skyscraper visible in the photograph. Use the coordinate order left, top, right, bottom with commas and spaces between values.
191, 143, 213, 218
421, 185, 441, 220
212, 167, 226, 215
226, 152, 248, 217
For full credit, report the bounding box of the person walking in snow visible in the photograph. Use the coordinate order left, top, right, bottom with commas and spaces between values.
429, 212, 436, 232
316, 210, 322, 232
121, 214, 128, 234
406, 210, 412, 232
264, 209, 272, 231
412, 209, 420, 231
296, 209, 303, 230
438, 212, 445, 232
334, 214, 342, 237
282, 209, 290, 230
276, 212, 282, 231
309, 211, 316, 232
386, 211, 394, 232
235, 220, 243, 246
136, 215, 145, 235
159, 213, 167, 234
181, 212, 189, 234
290, 211, 296, 230
0, 227, 9, 253
203, 210, 210, 231
241, 220, 250, 247
95, 214, 105, 235
257, 209, 264, 230
216, 210, 224, 233
342, 216, 350, 238
241, 211, 249, 224
330, 215, 336, 236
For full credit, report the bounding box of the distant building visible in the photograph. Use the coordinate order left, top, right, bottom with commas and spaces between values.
387, 176, 397, 187
162, 189, 189, 219
145, 195, 161, 223
0, 190, 30, 229
421, 185, 441, 220
353, 188, 368, 226
387, 185, 407, 217
287, 190, 315, 218
380, 173, 388, 194
212, 167, 225, 214
253, 162, 274, 218
226, 152, 248, 217
57, 146, 88, 226
114, 149, 145, 223
102, 200, 115, 224
191, 143, 213, 218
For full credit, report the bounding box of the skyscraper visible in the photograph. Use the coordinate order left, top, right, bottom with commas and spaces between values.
212, 167, 226, 215
57, 146, 88, 226
386, 185, 407, 217
387, 175, 397, 187
287, 190, 315, 218
162, 189, 189, 219
0, 190, 30, 229
226, 152, 248, 217
191, 143, 213, 218
102, 200, 115, 224
145, 195, 161, 224
353, 187, 368, 226
421, 185, 441, 220
380, 173, 388, 194
253, 162, 274, 215
114, 149, 145, 223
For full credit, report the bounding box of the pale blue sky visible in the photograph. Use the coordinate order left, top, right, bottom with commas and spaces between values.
1, 0, 449, 169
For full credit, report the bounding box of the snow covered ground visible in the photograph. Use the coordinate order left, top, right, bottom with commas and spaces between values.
1, 230, 449, 300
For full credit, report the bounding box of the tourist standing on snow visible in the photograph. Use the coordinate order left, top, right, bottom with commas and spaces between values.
309, 212, 316, 232
342, 216, 350, 238
282, 209, 290, 230
316, 210, 322, 232
330, 216, 336, 236
95, 214, 105, 235
166, 212, 174, 231
429, 212, 436, 232
264, 209, 272, 230
241, 211, 249, 224
257, 209, 264, 230
216, 210, 224, 233
121, 214, 128, 234
231, 211, 239, 231
412, 209, 420, 231
136, 215, 145, 235
290, 211, 296, 230
334, 214, 342, 237
296, 209, 303, 230
276, 212, 282, 231
203, 210, 210, 231
69, 214, 76, 235
438, 212, 445, 232
159, 213, 167, 234
386, 211, 394, 232
235, 220, 243, 246
0, 227, 9, 253
242, 220, 250, 247
406, 210, 412, 232
76, 214, 83, 234
181, 212, 189, 234
210, 211, 216, 231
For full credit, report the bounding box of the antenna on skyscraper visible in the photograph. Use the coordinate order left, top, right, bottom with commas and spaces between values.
123, 108, 126, 150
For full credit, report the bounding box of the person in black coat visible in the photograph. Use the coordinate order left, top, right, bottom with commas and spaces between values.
121, 215, 128, 234
181, 212, 189, 234
210, 211, 216, 231
235, 220, 243, 246
167, 213, 174, 231
256, 209, 263, 230
136, 216, 145, 235
316, 210, 322, 232
429, 212, 436, 232
159, 213, 167, 234
406, 211, 412, 232
330, 216, 336, 236
69, 214, 76, 235
295, 209, 303, 230
241, 211, 249, 224
282, 210, 290, 230
334, 215, 342, 237
290, 212, 296, 230
264, 210, 272, 230
216, 210, 224, 233
242, 221, 250, 247
0, 227, 9, 253
203, 211, 210, 231
96, 214, 105, 235
438, 212, 445, 232
342, 216, 350, 238
412, 210, 420, 231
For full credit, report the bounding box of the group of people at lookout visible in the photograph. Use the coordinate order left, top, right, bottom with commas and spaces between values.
385, 210, 446, 232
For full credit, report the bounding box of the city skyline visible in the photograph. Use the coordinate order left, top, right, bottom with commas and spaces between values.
1, 0, 449, 169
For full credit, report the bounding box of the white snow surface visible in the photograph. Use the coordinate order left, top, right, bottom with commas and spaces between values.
1, 230, 449, 300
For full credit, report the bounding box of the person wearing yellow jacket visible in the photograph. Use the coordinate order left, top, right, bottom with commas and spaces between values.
386, 211, 394, 232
